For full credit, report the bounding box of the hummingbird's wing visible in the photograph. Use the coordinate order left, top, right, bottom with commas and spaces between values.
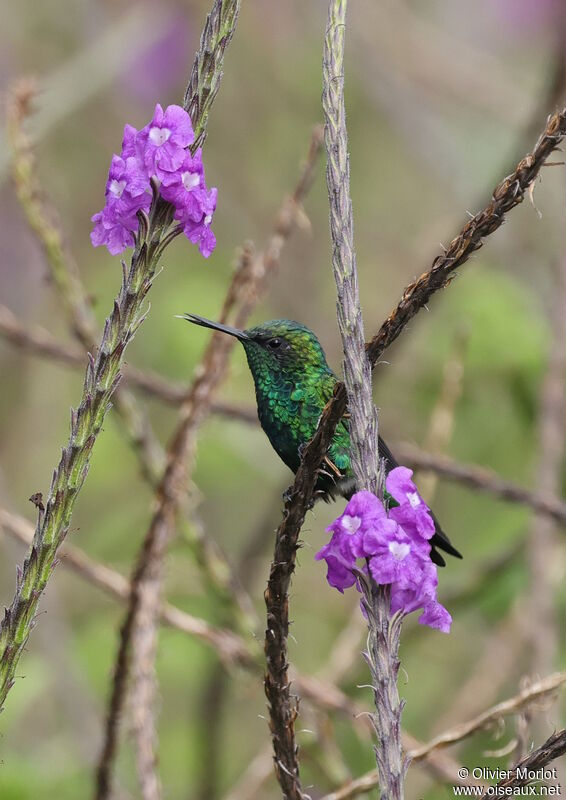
376, 436, 462, 565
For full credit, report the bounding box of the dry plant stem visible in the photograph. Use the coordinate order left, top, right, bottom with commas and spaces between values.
485, 730, 566, 797
526, 247, 566, 676
7, 83, 165, 486
409, 670, 566, 759
318, 673, 566, 800
120, 255, 251, 800
99, 124, 321, 798
57, 0, 242, 795
322, 0, 379, 493
322, 2, 403, 800
365, 110, 566, 365
183, 0, 240, 150
395, 443, 566, 526
360, 580, 405, 799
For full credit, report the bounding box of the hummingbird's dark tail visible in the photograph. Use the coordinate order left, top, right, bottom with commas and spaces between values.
378, 436, 462, 567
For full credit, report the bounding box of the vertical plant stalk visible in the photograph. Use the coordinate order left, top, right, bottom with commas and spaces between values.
322, 0, 379, 494
360, 581, 405, 800
322, 1, 404, 798
183, 0, 241, 150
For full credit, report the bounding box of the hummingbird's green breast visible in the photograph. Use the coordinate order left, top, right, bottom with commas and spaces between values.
241, 320, 352, 495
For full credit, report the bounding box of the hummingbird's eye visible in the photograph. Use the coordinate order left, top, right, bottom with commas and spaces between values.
267, 337, 282, 350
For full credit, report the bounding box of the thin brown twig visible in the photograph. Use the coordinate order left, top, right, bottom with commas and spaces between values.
409, 671, 566, 760
120, 269, 248, 800
365, 110, 566, 367
485, 729, 566, 797
195, 482, 290, 800
316, 676, 566, 800
395, 442, 566, 525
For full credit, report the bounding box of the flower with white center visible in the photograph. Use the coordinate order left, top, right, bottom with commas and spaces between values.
341, 515, 361, 534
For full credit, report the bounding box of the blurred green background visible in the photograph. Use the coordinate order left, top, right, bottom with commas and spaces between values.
1, 0, 566, 798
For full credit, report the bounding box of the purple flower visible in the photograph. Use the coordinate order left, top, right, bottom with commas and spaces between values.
315, 492, 387, 591
390, 559, 451, 633
184, 216, 217, 259
386, 467, 435, 540
158, 149, 218, 258
90, 155, 151, 255
91, 104, 217, 257
315, 540, 357, 593
121, 124, 142, 161
316, 481, 452, 634
137, 103, 194, 180
419, 601, 452, 633
325, 491, 388, 559
367, 523, 430, 585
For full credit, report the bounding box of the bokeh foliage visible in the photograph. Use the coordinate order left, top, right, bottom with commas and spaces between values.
1, 1, 565, 798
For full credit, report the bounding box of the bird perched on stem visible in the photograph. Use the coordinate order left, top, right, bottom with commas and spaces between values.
179, 314, 461, 567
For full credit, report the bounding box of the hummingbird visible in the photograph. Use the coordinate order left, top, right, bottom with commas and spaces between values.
180, 314, 461, 567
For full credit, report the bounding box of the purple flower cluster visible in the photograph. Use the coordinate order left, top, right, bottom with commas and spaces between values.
315, 467, 451, 633
91, 104, 216, 257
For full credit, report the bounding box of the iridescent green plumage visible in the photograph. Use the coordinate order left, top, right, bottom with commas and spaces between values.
181, 314, 461, 566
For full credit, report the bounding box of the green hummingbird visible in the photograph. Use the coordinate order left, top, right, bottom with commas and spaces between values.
180, 314, 461, 566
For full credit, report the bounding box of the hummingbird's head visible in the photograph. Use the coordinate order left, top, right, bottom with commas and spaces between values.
178, 315, 331, 380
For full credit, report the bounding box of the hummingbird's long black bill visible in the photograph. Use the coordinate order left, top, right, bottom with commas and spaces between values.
176, 313, 250, 341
